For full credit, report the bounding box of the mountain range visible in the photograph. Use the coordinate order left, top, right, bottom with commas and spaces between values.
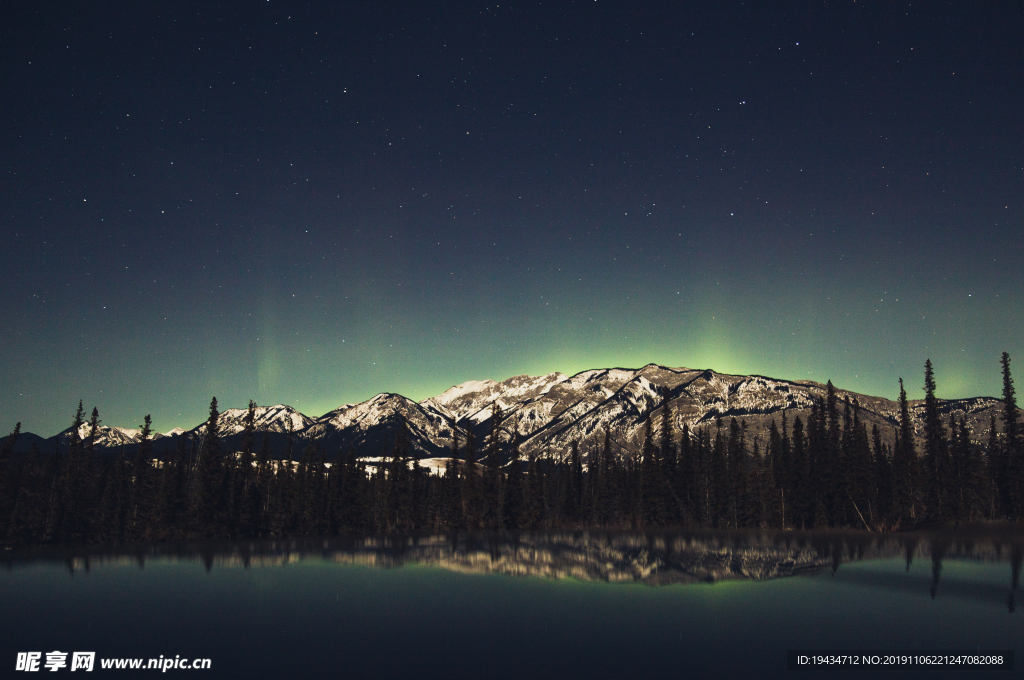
9, 364, 1007, 462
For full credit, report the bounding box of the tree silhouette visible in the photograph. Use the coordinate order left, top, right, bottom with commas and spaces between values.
195, 397, 223, 538
1000, 352, 1022, 519
921, 360, 951, 521
893, 378, 918, 522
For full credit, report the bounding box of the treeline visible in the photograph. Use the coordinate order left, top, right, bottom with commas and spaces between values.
1, 355, 1022, 546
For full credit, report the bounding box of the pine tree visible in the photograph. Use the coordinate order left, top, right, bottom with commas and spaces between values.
84, 408, 101, 456
677, 422, 694, 524
921, 359, 951, 521
659, 400, 678, 524
751, 436, 775, 528
949, 414, 967, 521
236, 401, 259, 537
639, 416, 658, 527
807, 403, 829, 528
389, 415, 414, 532
987, 415, 1001, 519
254, 430, 272, 536
823, 383, 843, 526
581, 443, 597, 526
597, 430, 618, 526
542, 450, 557, 529
983, 413, 999, 520
460, 429, 480, 530
767, 420, 786, 529
483, 404, 504, 530
849, 399, 876, 526
894, 378, 918, 521
443, 432, 461, 530
128, 414, 155, 541
503, 423, 523, 531
1000, 352, 1022, 519
779, 411, 793, 509
872, 424, 894, 527
152, 436, 179, 540
790, 415, 809, 529
51, 402, 86, 542
567, 441, 582, 523
726, 418, 748, 528
195, 397, 223, 538
963, 417, 985, 521
80, 407, 102, 540
710, 420, 728, 527
523, 452, 543, 530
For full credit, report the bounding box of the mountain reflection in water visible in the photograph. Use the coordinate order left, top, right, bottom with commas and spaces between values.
6, 526, 1023, 607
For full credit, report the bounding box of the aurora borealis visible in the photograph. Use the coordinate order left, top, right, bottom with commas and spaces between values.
2, 1, 1021, 437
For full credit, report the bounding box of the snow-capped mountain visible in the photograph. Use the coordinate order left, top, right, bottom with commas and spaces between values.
58, 423, 170, 449
23, 364, 1010, 461
188, 404, 314, 439
415, 364, 1003, 462
421, 373, 569, 424
306, 393, 461, 458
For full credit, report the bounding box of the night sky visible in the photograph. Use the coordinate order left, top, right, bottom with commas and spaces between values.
3, 1, 1022, 437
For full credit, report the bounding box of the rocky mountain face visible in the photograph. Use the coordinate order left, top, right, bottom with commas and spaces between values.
55, 423, 182, 450
17, 364, 1010, 462
413, 365, 1003, 463
193, 404, 314, 439
305, 393, 463, 458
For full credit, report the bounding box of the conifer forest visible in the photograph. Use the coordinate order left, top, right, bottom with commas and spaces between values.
1, 354, 1022, 547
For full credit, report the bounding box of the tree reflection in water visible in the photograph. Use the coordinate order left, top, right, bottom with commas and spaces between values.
5, 524, 1023, 608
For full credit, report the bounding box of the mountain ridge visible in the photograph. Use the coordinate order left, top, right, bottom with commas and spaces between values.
10, 364, 1009, 461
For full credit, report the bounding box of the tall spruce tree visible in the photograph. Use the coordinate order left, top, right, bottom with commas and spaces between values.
444, 432, 461, 530
461, 429, 480, 530
483, 404, 504, 529
872, 424, 893, 526
195, 397, 223, 538
790, 415, 809, 529
236, 401, 259, 537
823, 383, 843, 526
894, 378, 918, 521
256, 429, 273, 536
848, 399, 875, 526
726, 418, 748, 528
808, 402, 830, 528
523, 452, 543, 530
567, 440, 582, 523
921, 360, 951, 521
51, 402, 86, 542
639, 416, 658, 527
767, 420, 786, 529
986, 415, 1000, 519
1000, 352, 1022, 518
598, 430, 619, 526
659, 401, 678, 524
127, 414, 155, 541
710, 420, 728, 527
80, 407, 102, 540
504, 423, 523, 530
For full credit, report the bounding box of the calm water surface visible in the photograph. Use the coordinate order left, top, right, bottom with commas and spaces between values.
2, 530, 1021, 679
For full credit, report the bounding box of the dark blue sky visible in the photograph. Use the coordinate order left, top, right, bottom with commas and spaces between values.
2, 0, 1022, 436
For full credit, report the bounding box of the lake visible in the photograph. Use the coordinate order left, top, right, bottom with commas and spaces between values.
2, 528, 1021, 678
